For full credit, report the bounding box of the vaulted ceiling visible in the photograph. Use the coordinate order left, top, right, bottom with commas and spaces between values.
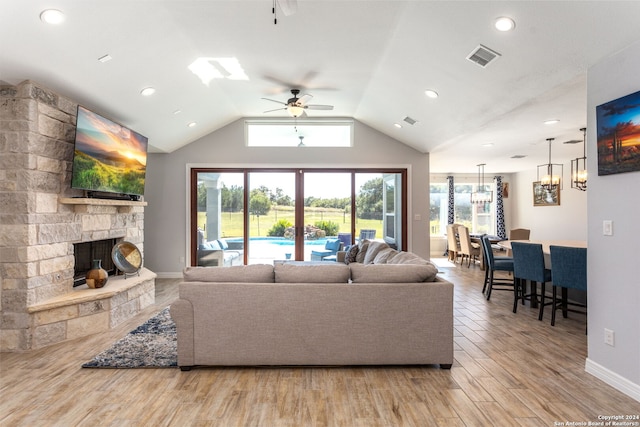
2, 1, 640, 174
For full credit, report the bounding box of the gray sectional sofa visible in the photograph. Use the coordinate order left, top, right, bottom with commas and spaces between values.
170, 256, 454, 371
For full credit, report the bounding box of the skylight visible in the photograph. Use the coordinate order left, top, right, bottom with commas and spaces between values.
188, 57, 249, 86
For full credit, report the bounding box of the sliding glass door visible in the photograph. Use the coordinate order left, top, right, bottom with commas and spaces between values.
190, 168, 407, 265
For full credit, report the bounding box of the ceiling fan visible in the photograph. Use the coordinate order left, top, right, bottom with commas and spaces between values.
272, 0, 297, 24
262, 89, 334, 118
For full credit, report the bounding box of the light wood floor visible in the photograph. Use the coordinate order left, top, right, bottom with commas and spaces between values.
1, 260, 638, 426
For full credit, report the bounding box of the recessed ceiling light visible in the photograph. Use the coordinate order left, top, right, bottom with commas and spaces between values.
173, 110, 182, 115
98, 54, 112, 63
394, 123, 402, 129
188, 122, 197, 128
544, 119, 560, 125
140, 87, 156, 96
482, 143, 494, 147
494, 16, 515, 32
40, 9, 65, 25
425, 90, 439, 99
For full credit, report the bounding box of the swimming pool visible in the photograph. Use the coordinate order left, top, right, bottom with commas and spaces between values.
225, 237, 334, 263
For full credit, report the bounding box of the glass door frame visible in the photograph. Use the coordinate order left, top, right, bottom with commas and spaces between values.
190, 167, 408, 265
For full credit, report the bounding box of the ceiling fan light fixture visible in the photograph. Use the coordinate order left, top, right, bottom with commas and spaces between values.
494, 16, 515, 32
287, 105, 304, 117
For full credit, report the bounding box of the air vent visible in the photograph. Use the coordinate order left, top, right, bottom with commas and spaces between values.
511, 154, 527, 159
403, 116, 417, 125
466, 44, 501, 68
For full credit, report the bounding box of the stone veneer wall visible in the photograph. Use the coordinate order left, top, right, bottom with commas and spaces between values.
0, 80, 153, 351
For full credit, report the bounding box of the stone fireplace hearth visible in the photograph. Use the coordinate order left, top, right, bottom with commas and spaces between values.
0, 80, 156, 351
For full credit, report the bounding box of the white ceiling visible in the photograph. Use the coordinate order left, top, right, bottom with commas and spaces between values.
2, 1, 640, 175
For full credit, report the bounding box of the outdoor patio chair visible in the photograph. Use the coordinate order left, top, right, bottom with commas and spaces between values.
310, 239, 343, 261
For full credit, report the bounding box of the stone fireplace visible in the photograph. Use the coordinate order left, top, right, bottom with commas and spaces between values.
0, 80, 156, 351
73, 238, 117, 286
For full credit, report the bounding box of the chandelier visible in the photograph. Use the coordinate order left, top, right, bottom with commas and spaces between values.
571, 127, 587, 191
470, 163, 493, 204
537, 138, 563, 191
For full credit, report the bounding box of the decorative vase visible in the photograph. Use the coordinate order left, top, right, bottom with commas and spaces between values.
86, 259, 108, 289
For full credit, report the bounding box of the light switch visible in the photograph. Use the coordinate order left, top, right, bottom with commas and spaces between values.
603, 220, 613, 236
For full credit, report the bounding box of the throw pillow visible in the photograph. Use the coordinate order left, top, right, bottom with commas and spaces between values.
372, 247, 398, 264
387, 251, 430, 265
355, 240, 371, 263
345, 245, 359, 264
363, 241, 390, 264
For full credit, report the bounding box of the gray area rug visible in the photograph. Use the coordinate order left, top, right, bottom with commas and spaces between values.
82, 307, 177, 368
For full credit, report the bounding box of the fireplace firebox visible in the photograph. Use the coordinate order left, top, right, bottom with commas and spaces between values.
73, 239, 117, 286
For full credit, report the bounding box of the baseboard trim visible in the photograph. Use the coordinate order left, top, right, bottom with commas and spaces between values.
585, 358, 640, 402
155, 271, 183, 279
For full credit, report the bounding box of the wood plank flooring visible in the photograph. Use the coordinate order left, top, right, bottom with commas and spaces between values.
1, 260, 638, 426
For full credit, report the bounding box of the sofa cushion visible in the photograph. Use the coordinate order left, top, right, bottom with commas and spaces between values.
216, 239, 229, 250
183, 264, 274, 283
363, 241, 390, 264
274, 263, 350, 283
355, 240, 371, 263
349, 263, 439, 283
344, 245, 359, 264
373, 247, 399, 264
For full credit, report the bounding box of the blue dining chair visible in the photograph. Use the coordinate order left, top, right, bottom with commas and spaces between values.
480, 235, 515, 301
511, 242, 553, 319
549, 245, 587, 328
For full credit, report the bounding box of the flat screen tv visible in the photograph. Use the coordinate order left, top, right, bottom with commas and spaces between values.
71, 106, 148, 199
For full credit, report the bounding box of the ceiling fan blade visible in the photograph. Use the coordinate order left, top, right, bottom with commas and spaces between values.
298, 93, 313, 105
261, 97, 287, 105
277, 0, 298, 16
263, 107, 287, 113
305, 104, 334, 110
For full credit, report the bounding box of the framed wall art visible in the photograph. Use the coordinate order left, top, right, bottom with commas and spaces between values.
596, 89, 640, 176
532, 181, 560, 206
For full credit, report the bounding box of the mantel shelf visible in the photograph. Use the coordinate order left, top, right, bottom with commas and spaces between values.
59, 197, 147, 207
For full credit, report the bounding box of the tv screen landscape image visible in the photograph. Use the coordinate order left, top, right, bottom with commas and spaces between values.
71, 106, 148, 197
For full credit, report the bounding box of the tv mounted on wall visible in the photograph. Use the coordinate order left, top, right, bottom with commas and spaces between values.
71, 106, 148, 200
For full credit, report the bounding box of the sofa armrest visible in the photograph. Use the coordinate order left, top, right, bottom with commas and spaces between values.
336, 251, 346, 263
170, 298, 195, 368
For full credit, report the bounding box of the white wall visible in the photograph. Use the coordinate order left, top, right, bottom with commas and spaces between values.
511, 169, 587, 240
584, 40, 640, 401
144, 119, 430, 276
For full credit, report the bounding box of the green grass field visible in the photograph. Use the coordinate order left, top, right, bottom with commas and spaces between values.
198, 207, 383, 240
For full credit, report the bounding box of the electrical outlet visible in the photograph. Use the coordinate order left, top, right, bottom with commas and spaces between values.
604, 328, 615, 346
179, 256, 185, 263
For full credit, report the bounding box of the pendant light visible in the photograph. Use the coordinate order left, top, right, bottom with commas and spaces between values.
537, 138, 563, 190
470, 163, 493, 204
571, 127, 587, 191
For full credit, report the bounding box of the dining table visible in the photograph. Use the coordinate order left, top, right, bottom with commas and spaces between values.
497, 239, 587, 267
